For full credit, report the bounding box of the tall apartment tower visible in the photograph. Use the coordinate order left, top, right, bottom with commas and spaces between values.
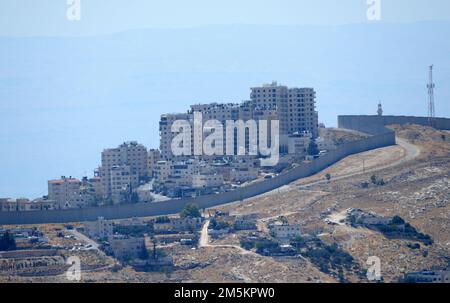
159, 113, 191, 160
287, 87, 318, 138
159, 82, 318, 159
99, 141, 148, 200
250, 81, 318, 149
250, 82, 289, 151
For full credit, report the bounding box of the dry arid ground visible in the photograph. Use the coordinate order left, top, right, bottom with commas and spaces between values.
1, 124, 448, 283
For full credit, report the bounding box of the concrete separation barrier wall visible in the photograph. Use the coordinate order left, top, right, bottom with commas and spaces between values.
6, 114, 448, 225
338, 115, 450, 133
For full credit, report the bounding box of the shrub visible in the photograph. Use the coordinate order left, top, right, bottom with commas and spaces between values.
180, 203, 201, 218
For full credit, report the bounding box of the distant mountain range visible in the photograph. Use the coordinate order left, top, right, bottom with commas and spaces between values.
0, 21, 449, 198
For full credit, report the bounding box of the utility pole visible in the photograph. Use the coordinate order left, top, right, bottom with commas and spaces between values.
427, 65, 436, 126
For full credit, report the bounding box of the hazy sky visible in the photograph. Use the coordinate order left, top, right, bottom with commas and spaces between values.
1, 0, 450, 36
0, 1, 449, 199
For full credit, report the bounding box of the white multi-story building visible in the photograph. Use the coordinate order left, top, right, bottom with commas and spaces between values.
148, 149, 161, 178
288, 132, 312, 155
191, 173, 224, 189
48, 176, 87, 209
159, 113, 191, 160
287, 87, 319, 138
154, 160, 172, 183
159, 82, 318, 160
84, 217, 113, 240
109, 165, 139, 204
270, 224, 302, 240
166, 160, 200, 188
100, 141, 148, 200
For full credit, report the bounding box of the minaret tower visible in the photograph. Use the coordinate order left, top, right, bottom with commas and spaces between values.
377, 102, 383, 116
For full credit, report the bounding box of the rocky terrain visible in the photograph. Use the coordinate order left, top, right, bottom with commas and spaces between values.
1, 124, 448, 283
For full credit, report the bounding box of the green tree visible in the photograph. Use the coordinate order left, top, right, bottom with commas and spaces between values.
307, 138, 320, 156
325, 173, 331, 182
180, 203, 201, 218
392, 216, 405, 225
370, 175, 378, 185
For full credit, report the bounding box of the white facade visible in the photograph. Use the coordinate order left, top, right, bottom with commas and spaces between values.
288, 133, 312, 155
100, 141, 148, 200
109, 165, 139, 204
154, 160, 172, 183
48, 177, 87, 209
84, 217, 113, 240
148, 149, 161, 178
270, 224, 302, 239
191, 173, 224, 189
108, 235, 146, 260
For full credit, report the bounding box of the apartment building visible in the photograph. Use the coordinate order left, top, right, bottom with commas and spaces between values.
148, 149, 161, 178
109, 165, 139, 204
288, 132, 312, 155
270, 224, 302, 240
47, 176, 86, 209
99, 141, 148, 201
158, 82, 318, 159
251, 82, 319, 148
159, 113, 191, 160
84, 217, 113, 240
154, 160, 172, 183
250, 81, 289, 151
191, 173, 224, 189
288, 87, 319, 138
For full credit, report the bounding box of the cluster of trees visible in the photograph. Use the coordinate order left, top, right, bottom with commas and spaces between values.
113, 224, 154, 238
209, 218, 231, 231
303, 241, 355, 280
180, 203, 201, 218
375, 216, 433, 246
360, 175, 386, 188
370, 175, 386, 186
307, 138, 320, 156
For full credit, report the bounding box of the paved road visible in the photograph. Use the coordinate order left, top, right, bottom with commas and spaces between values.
67, 229, 100, 251
297, 137, 421, 190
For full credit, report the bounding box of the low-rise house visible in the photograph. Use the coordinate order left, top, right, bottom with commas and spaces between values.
154, 217, 203, 233
270, 224, 302, 241
234, 214, 258, 230
404, 270, 450, 283
117, 217, 146, 227
191, 173, 224, 189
